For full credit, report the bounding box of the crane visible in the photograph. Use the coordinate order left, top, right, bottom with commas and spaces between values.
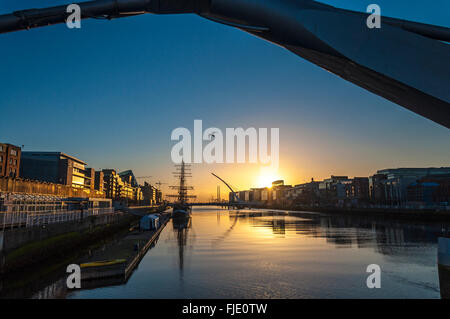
155, 181, 167, 191
0, 0, 448, 128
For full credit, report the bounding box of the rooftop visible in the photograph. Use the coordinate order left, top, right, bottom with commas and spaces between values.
21, 151, 87, 165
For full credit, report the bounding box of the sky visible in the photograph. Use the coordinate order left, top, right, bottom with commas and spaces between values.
0, 0, 449, 201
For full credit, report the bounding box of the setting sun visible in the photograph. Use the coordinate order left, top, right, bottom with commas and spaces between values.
257, 171, 282, 188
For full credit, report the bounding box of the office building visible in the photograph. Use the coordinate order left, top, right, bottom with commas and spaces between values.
407, 174, 450, 205
20, 151, 93, 190
376, 167, 450, 205
103, 169, 143, 201
141, 182, 158, 205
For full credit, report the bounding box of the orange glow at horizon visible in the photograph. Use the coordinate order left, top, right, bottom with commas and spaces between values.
256, 171, 283, 188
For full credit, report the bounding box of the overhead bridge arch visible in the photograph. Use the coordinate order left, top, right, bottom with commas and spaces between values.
0, 0, 448, 128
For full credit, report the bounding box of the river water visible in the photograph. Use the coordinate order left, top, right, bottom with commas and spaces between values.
62, 207, 444, 299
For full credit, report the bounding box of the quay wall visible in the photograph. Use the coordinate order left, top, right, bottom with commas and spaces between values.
0, 212, 139, 274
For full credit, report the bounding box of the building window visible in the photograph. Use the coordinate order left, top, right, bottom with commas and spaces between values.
72, 175, 85, 186
0, 145, 3, 152
0, 155, 2, 162
10, 149, 17, 156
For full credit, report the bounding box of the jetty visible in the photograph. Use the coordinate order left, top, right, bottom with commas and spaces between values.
78, 210, 171, 282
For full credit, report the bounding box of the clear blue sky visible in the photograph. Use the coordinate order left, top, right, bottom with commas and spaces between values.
0, 1, 449, 199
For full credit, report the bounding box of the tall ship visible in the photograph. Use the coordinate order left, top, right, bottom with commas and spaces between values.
167, 161, 196, 219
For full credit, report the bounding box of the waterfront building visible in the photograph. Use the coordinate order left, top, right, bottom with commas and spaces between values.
102, 169, 122, 200
245, 191, 251, 202
270, 180, 292, 206
0, 175, 105, 199
261, 188, 269, 202
94, 170, 104, 192
272, 180, 284, 187
407, 174, 450, 205
350, 177, 370, 202
407, 182, 440, 205
318, 176, 352, 204
287, 179, 320, 205
0, 143, 21, 178
369, 173, 388, 204
102, 169, 143, 201
376, 167, 450, 205
20, 152, 93, 190
155, 189, 162, 204
251, 188, 263, 201
119, 170, 143, 201
141, 182, 157, 205
85, 167, 96, 190
228, 167, 450, 208
118, 170, 139, 188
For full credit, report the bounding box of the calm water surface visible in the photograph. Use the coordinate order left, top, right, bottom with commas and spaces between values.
66, 208, 443, 299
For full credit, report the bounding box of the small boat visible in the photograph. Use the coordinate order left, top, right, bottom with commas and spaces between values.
80, 259, 126, 269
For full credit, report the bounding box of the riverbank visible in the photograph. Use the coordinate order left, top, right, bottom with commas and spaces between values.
0, 210, 171, 298
0, 212, 140, 275
79, 211, 171, 282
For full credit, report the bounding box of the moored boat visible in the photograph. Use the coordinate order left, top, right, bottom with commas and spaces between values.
172, 204, 192, 219
167, 160, 196, 220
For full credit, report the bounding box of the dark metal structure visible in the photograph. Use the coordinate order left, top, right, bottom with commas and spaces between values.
211, 173, 240, 203
0, 0, 449, 127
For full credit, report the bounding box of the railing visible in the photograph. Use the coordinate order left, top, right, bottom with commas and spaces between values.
0, 207, 115, 230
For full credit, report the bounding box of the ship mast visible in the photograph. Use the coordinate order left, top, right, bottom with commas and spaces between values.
167, 161, 196, 205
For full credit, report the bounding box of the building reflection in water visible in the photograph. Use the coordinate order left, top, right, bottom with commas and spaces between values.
237, 210, 443, 251
230, 209, 448, 297
1, 209, 449, 299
